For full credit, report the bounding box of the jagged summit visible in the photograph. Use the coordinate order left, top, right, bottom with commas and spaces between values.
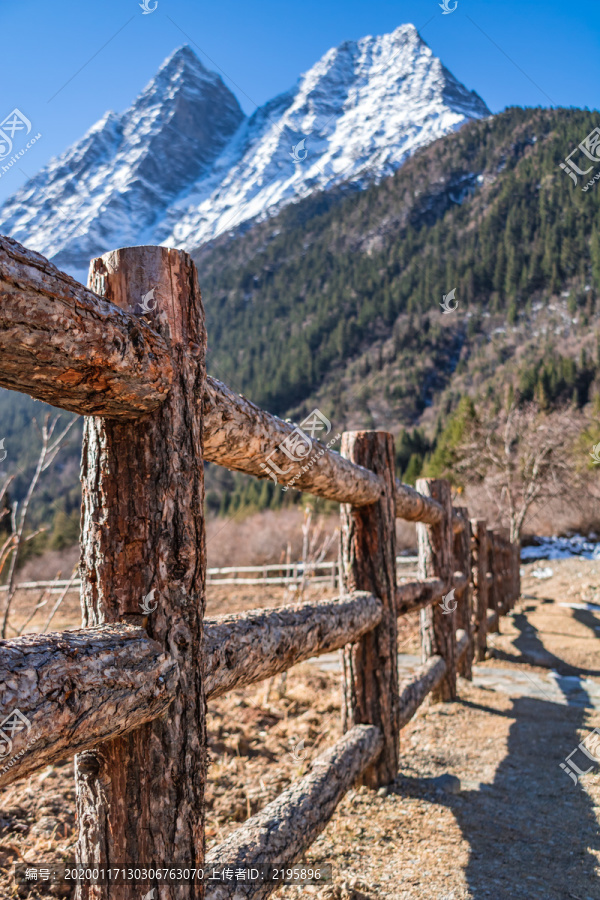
0, 29, 489, 280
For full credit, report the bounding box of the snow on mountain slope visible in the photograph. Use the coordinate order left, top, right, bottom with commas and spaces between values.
0, 46, 244, 280
0, 25, 489, 279
158, 25, 490, 249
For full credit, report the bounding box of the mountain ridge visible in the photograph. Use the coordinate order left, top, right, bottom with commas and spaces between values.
0, 25, 489, 281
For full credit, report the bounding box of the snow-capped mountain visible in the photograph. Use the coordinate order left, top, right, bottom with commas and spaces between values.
0, 25, 489, 280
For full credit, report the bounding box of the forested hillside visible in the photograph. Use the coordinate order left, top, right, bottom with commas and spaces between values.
195, 106, 600, 421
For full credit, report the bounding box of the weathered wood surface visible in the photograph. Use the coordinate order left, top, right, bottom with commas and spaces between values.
397, 631, 470, 730
340, 432, 399, 787
0, 625, 178, 788
487, 529, 500, 633
416, 479, 456, 701
452, 572, 468, 595
453, 506, 473, 679
76, 246, 206, 899
203, 376, 383, 506
487, 608, 499, 632
455, 628, 469, 661
512, 542, 521, 609
398, 656, 446, 729
396, 578, 445, 616
204, 593, 382, 700
471, 519, 489, 662
394, 479, 443, 524
205, 725, 382, 900
452, 513, 466, 534
203, 378, 448, 518
0, 235, 173, 417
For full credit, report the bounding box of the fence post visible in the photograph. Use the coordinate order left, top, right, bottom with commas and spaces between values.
454, 506, 473, 680
340, 431, 398, 787
416, 479, 455, 701
471, 519, 489, 662
487, 529, 500, 633
501, 537, 510, 615
75, 246, 207, 899
513, 541, 521, 609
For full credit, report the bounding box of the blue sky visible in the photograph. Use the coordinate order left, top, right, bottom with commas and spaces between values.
0, 0, 598, 204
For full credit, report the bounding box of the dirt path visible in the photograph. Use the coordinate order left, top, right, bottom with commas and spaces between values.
1, 561, 600, 899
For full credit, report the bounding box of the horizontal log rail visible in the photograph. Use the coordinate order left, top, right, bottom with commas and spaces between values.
396, 578, 445, 615
204, 592, 382, 700
0, 625, 178, 787
205, 725, 382, 900
203, 376, 383, 507
397, 629, 469, 729
398, 655, 446, 729
203, 377, 451, 519
0, 235, 173, 417
394, 479, 443, 524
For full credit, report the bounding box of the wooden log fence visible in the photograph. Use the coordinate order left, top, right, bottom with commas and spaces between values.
0, 236, 521, 899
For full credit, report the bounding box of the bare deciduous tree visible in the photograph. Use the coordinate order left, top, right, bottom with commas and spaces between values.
454, 403, 585, 542
0, 413, 77, 638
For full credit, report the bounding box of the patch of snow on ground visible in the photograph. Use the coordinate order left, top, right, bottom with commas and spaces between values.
521, 535, 600, 561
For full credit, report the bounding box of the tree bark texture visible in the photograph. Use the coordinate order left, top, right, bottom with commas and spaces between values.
394, 479, 443, 525
203, 376, 383, 507
398, 656, 446, 730
455, 629, 469, 665
202, 379, 449, 520
76, 246, 206, 899
513, 541, 521, 610
498, 535, 510, 615
204, 593, 382, 700
0, 625, 178, 788
204, 725, 382, 900
340, 432, 398, 787
471, 519, 489, 663
395, 578, 445, 616
487, 529, 500, 633
487, 609, 499, 632
416, 479, 455, 701
397, 630, 469, 731
0, 234, 172, 417
453, 506, 473, 680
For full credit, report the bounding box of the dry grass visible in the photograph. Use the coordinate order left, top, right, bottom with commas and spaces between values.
206, 509, 418, 569
2, 563, 600, 899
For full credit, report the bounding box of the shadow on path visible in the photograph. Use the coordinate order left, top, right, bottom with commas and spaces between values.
489, 612, 600, 680
396, 696, 600, 900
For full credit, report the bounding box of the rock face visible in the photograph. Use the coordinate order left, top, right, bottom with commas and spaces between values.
0, 25, 490, 279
